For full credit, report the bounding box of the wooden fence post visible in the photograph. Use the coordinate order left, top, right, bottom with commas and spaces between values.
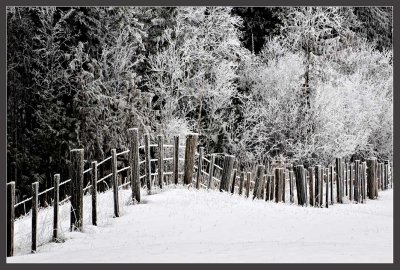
53, 174, 60, 242
294, 165, 306, 206
367, 158, 377, 199
265, 175, 271, 201
70, 149, 84, 231
330, 165, 334, 205
230, 169, 237, 194
239, 171, 245, 195
289, 170, 294, 204
208, 154, 215, 189
252, 165, 265, 199
32, 182, 38, 253
245, 172, 251, 198
335, 158, 342, 203
308, 167, 315, 207
7, 181, 15, 257
144, 133, 152, 193
220, 155, 235, 192
91, 161, 98, 225
270, 174, 275, 201
354, 160, 360, 203
384, 162, 389, 190
128, 128, 141, 203
158, 135, 164, 189
315, 165, 323, 207
196, 147, 204, 189
361, 161, 367, 202
325, 167, 329, 208
274, 168, 283, 203
183, 133, 198, 185
111, 149, 120, 217
173, 136, 180, 185
282, 170, 286, 202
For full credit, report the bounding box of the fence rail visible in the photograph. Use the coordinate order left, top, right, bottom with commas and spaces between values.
6, 129, 393, 258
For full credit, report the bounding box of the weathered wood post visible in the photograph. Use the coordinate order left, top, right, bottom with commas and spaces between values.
70, 149, 84, 231
270, 174, 275, 201
157, 135, 164, 189
53, 174, 60, 242
289, 170, 294, 204
344, 163, 348, 196
265, 175, 271, 201
304, 169, 309, 206
330, 165, 334, 205
367, 158, 377, 200
308, 167, 315, 206
32, 182, 39, 253
294, 165, 306, 206
196, 147, 204, 189
282, 170, 286, 202
90, 161, 98, 225
349, 164, 353, 201
325, 167, 329, 208
173, 136, 180, 185
274, 168, 284, 203
7, 181, 15, 257
245, 172, 251, 198
144, 133, 152, 193
335, 158, 342, 203
111, 149, 120, 217
361, 161, 367, 202
315, 165, 323, 207
128, 128, 141, 203
384, 161, 389, 190
252, 165, 265, 199
354, 160, 360, 203
183, 133, 198, 185
207, 154, 215, 189
230, 169, 237, 194
239, 171, 245, 195
220, 155, 235, 192
380, 163, 384, 191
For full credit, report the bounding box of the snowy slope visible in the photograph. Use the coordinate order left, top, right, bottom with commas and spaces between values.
8, 186, 393, 263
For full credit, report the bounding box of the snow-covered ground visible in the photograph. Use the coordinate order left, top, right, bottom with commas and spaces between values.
8, 186, 393, 263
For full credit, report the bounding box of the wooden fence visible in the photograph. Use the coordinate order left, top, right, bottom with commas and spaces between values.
6, 130, 393, 257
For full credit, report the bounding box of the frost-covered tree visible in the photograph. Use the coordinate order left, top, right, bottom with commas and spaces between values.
146, 7, 244, 150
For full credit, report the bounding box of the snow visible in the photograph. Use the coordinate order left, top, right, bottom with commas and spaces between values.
8, 186, 393, 263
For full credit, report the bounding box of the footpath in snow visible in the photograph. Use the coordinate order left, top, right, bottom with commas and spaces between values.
8, 187, 393, 263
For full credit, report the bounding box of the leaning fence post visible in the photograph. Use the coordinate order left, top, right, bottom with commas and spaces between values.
183, 133, 198, 185
32, 182, 39, 253
361, 161, 367, 202
53, 174, 60, 241
220, 155, 235, 192
144, 133, 152, 193
252, 165, 265, 199
70, 149, 84, 231
91, 161, 98, 225
230, 169, 237, 194
111, 149, 120, 217
239, 171, 245, 196
128, 128, 141, 203
196, 147, 204, 189
173, 136, 180, 185
157, 135, 164, 189
354, 160, 360, 203
7, 181, 15, 257
207, 154, 215, 189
